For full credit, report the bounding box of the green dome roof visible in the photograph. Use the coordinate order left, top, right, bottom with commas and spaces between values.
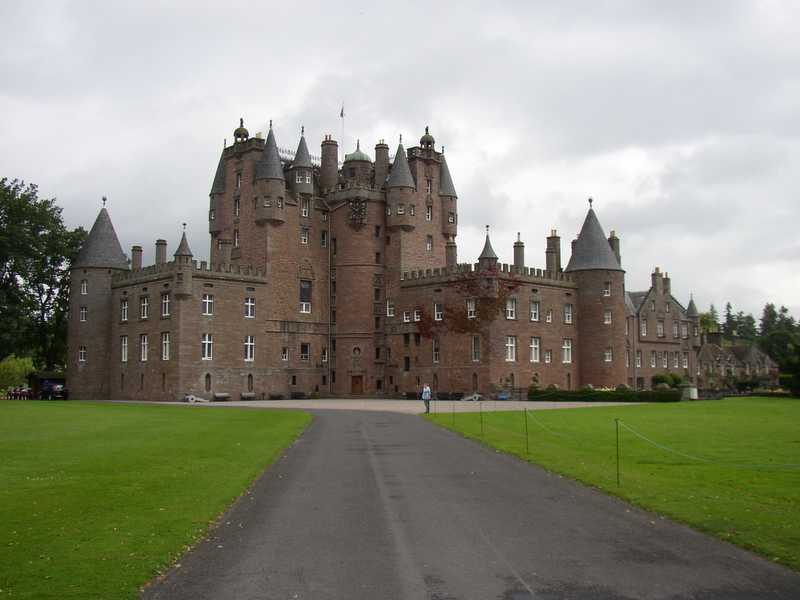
344, 139, 371, 163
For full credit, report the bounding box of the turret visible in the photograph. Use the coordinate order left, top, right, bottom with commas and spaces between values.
687, 295, 701, 346
545, 229, 561, 274
386, 139, 415, 230
254, 121, 286, 224
173, 227, 194, 298
233, 117, 249, 144
209, 148, 225, 234
374, 139, 389, 188
290, 127, 313, 196
439, 147, 458, 237
513, 233, 524, 271
445, 237, 458, 267
342, 140, 372, 186
477, 226, 498, 272
320, 135, 339, 193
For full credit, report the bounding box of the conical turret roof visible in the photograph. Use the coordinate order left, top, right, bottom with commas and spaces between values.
292, 131, 312, 169
210, 150, 226, 195
74, 207, 128, 269
255, 126, 285, 181
386, 142, 415, 189
174, 231, 193, 257
564, 208, 622, 272
687, 296, 699, 317
478, 231, 498, 260
439, 151, 457, 197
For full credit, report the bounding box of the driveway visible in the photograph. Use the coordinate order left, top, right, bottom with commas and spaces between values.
142, 410, 800, 599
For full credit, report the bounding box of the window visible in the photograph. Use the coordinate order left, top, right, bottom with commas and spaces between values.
374, 288, 381, 302
414, 333, 421, 346
205, 373, 212, 392
544, 350, 552, 364
244, 336, 255, 361
432, 337, 440, 363
322, 347, 328, 362
277, 197, 283, 208
404, 356, 410, 371
386, 301, 395, 317
562, 338, 573, 363
374, 225, 381, 238
651, 300, 656, 312
300, 227, 309, 244
673, 321, 679, 338
636, 350, 642, 368
409, 204, 415, 215
448, 212, 455, 224
625, 349, 630, 368
201, 334, 212, 360
375, 252, 381, 264
234, 229, 240, 248
683, 352, 689, 369
414, 309, 421, 322
397, 204, 405, 215
234, 197, 240, 217
140, 334, 148, 361
663, 353, 668, 369
121, 336, 128, 362
657, 320, 665, 337
665, 302, 671, 313
466, 298, 476, 319
545, 309, 553, 323
79, 345, 87, 362
79, 306, 87, 322
321, 230, 328, 247
603, 281, 611, 296
625, 318, 629, 336
506, 298, 516, 320
263, 196, 271, 207
681, 323, 688, 338
161, 332, 170, 360
245, 297, 255, 318
434, 303, 443, 321
210, 208, 216, 220
426, 206, 432, 221
426, 236, 433, 252
281, 347, 288, 361
604, 309, 612, 324
296, 173, 303, 184
161, 293, 170, 317
403, 311, 410, 323
386, 206, 391, 216
202, 294, 213, 315
80, 279, 88, 295
650, 351, 657, 368
505, 336, 517, 362
693, 325, 699, 338
641, 320, 647, 337
564, 303, 573, 324
140, 296, 149, 319
472, 336, 481, 362
121, 300, 128, 321
302, 198, 310, 217
530, 337, 540, 363
300, 343, 310, 361
604, 348, 613, 362
236, 173, 241, 190
299, 280, 312, 313
530, 300, 540, 321
321, 212, 327, 222
673, 352, 679, 369
426, 178, 432, 194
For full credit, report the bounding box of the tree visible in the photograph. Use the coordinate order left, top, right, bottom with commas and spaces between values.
0, 178, 86, 369
722, 302, 736, 339
760, 303, 778, 337
699, 303, 719, 334
737, 312, 757, 341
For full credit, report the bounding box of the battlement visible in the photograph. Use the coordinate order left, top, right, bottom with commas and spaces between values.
400, 262, 574, 287
112, 260, 267, 287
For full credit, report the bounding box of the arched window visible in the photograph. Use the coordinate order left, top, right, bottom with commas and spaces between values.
205, 373, 211, 392
247, 374, 253, 392
352, 347, 361, 356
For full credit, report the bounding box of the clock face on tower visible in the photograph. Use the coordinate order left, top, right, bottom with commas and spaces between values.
348, 199, 367, 227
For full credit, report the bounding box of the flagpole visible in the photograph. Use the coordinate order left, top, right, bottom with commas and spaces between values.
340, 102, 345, 164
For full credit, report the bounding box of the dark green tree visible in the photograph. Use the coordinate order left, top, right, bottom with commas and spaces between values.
736, 312, 757, 341
699, 303, 719, 334
760, 303, 778, 336
0, 178, 86, 369
722, 302, 736, 339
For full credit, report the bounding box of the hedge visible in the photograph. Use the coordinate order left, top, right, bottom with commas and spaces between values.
527, 388, 681, 403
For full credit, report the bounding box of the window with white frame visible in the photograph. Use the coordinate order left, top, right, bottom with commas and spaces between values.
426, 235, 433, 251
234, 197, 240, 217
300, 227, 309, 244
296, 173, 303, 184
161, 293, 170, 317
210, 208, 216, 220
140, 296, 149, 319
300, 342, 310, 361
403, 311, 410, 323
682, 352, 689, 369
448, 212, 455, 223
673, 352, 679, 368
657, 320, 665, 337
625, 349, 630, 368
641, 320, 647, 337
386, 301, 395, 317
386, 206, 391, 216
322, 347, 328, 362
321, 230, 327, 247
650, 351, 657, 368
79, 345, 87, 362
432, 337, 440, 363
506, 297, 516, 320
201, 333, 213, 360
79, 306, 87, 322
409, 204, 415, 215
636, 350, 642, 368
466, 298, 476, 319
140, 334, 148, 361
302, 198, 310, 217
673, 321, 679, 338
299, 280, 312, 313
434, 303, 443, 321
564, 303, 573, 324
305, 172, 311, 184
161, 332, 170, 361
625, 318, 629, 336
662, 353, 668, 368
281, 347, 288, 361
426, 205, 432, 221
651, 300, 656, 312
244, 335, 255, 361
562, 338, 573, 363
413, 309, 421, 322
234, 229, 240, 248
121, 335, 128, 362
604, 348, 613, 362
397, 204, 405, 215
471, 335, 481, 361
236, 173, 241, 190
530, 337, 540, 363
202, 294, 214, 316
545, 309, 553, 323
121, 299, 128, 321
426, 178, 432, 194
603, 281, 611, 296
245, 297, 255, 318
505, 336, 517, 361
665, 302, 670, 313
681, 323, 688, 338
530, 300, 540, 321
604, 309, 612, 324
80, 279, 88, 295
544, 350, 552, 364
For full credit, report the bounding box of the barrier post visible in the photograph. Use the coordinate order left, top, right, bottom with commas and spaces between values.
480, 401, 484, 439
524, 409, 530, 456
615, 418, 621, 487
451, 401, 455, 427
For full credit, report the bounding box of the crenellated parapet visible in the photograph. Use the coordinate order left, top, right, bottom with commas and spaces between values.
400, 262, 575, 288
111, 260, 267, 288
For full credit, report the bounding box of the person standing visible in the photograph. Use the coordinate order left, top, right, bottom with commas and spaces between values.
421, 383, 432, 414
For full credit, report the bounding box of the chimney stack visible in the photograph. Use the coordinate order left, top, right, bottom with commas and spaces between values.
374, 139, 389, 188
155, 239, 167, 265
218, 239, 232, 265
608, 230, 621, 266
546, 229, 562, 273
651, 267, 663, 294
320, 135, 339, 193
513, 232, 525, 271
131, 245, 142, 270
663, 272, 671, 296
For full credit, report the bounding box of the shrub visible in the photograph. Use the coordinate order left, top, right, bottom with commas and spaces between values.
268, 393, 284, 400
527, 388, 680, 403
289, 392, 306, 400
616, 383, 631, 392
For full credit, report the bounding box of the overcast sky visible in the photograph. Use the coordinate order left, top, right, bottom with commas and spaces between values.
2, 1, 798, 319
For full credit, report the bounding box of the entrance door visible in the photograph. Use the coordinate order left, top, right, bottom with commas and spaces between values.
351, 375, 363, 394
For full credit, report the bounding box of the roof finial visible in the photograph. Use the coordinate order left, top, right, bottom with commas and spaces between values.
182, 222, 186, 231
223, 138, 226, 149
588, 197, 593, 208
485, 224, 490, 234
301, 125, 304, 136
269, 119, 273, 129
102, 196, 107, 208
356, 138, 360, 150
399, 133, 403, 144
425, 125, 429, 134
441, 145, 445, 154
517, 231, 521, 242
240, 117, 244, 127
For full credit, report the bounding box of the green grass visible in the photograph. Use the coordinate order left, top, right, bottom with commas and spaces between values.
428, 397, 800, 570
0, 401, 311, 599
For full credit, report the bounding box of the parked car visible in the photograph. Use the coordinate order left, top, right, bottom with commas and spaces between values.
495, 390, 511, 401
462, 393, 483, 402
40, 382, 68, 400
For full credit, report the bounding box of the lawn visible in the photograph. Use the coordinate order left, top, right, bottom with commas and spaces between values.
0, 401, 311, 599
428, 397, 800, 570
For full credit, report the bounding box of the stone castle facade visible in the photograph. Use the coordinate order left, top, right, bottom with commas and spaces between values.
67, 119, 707, 400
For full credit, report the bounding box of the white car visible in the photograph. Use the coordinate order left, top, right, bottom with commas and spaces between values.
462, 393, 483, 402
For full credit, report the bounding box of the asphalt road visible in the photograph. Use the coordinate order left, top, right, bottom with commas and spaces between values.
142, 410, 800, 600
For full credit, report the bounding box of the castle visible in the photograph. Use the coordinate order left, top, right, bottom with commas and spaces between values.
67, 119, 708, 400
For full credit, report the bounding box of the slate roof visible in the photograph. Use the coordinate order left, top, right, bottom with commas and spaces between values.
174, 231, 193, 257
478, 233, 498, 260
292, 134, 312, 169
74, 208, 128, 269
386, 143, 415, 189
687, 297, 699, 317
255, 127, 285, 181
344, 139, 371, 163
439, 152, 457, 197
624, 292, 637, 316
210, 150, 226, 195
564, 208, 622, 272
